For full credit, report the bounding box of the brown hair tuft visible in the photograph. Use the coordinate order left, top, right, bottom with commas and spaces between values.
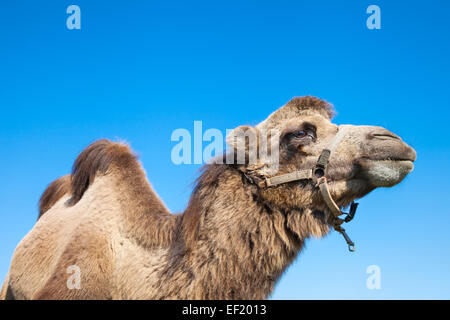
38, 175, 71, 219
68, 139, 138, 205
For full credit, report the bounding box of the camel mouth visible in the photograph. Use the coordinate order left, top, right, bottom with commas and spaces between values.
385, 157, 415, 162
379, 158, 415, 163
362, 155, 416, 163
367, 158, 415, 170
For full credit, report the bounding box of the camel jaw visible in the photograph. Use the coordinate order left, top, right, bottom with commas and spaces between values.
360, 159, 414, 187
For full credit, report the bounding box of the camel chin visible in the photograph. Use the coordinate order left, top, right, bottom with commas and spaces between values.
362, 159, 414, 187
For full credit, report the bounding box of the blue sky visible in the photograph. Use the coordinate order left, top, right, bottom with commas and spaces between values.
0, 0, 449, 299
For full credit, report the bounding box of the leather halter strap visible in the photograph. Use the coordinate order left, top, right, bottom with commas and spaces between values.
264, 169, 312, 187
262, 125, 354, 188
249, 125, 358, 252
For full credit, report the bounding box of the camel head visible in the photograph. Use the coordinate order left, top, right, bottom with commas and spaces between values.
227, 96, 416, 214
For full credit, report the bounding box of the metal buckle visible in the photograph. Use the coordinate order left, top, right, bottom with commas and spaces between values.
335, 226, 355, 252
313, 149, 330, 179
333, 201, 358, 252
341, 228, 355, 252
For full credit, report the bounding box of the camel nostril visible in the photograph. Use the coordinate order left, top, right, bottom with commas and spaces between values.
371, 132, 401, 141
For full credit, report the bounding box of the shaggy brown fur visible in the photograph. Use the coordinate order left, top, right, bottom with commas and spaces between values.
2, 96, 416, 300
38, 175, 71, 219
69, 139, 139, 205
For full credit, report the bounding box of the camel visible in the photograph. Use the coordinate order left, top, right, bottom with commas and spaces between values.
0, 96, 416, 300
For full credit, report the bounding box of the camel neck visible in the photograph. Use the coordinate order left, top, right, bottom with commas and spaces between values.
173, 164, 328, 299
115, 162, 329, 299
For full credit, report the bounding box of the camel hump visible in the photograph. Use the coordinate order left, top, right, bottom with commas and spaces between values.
69, 139, 138, 205
38, 175, 71, 219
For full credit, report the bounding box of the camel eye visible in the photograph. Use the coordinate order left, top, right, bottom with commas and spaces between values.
282, 124, 317, 144
293, 130, 306, 138
292, 128, 316, 140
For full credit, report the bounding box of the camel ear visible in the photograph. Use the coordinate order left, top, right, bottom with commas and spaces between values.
226, 125, 260, 165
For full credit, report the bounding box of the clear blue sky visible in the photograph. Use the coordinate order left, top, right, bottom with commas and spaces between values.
1, 0, 449, 299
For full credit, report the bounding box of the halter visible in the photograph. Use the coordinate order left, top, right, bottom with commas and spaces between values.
245, 125, 358, 252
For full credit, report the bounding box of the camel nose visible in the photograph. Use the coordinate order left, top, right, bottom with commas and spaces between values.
369, 128, 417, 162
